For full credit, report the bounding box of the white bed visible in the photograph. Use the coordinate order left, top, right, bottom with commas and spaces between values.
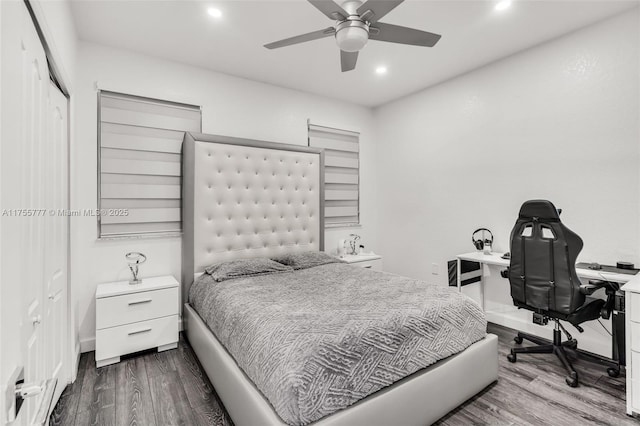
181, 132, 498, 425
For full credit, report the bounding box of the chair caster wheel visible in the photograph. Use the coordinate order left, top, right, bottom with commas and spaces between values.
507, 353, 517, 363
566, 376, 578, 387
607, 367, 620, 378
514, 336, 523, 344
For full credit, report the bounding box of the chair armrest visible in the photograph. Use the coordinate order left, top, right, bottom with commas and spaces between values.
580, 281, 603, 295
580, 280, 617, 295
579, 280, 618, 319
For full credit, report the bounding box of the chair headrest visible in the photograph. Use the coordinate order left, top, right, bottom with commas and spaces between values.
518, 200, 561, 221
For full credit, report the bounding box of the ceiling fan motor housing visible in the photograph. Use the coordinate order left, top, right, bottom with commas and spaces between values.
335, 19, 369, 52
339, 0, 365, 14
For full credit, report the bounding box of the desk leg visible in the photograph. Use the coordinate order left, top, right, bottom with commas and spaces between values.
479, 266, 485, 311
456, 258, 461, 292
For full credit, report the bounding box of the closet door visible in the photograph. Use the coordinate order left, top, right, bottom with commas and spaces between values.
1, 2, 69, 424
19, 4, 50, 423
44, 81, 69, 407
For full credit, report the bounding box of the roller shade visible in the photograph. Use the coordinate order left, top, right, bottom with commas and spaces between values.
308, 123, 360, 227
98, 91, 201, 238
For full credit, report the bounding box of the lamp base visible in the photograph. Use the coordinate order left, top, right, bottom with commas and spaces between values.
129, 279, 142, 285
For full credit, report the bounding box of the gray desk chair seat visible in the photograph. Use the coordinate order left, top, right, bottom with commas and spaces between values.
507, 200, 618, 387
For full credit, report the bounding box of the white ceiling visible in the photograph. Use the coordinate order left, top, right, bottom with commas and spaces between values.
70, 0, 638, 107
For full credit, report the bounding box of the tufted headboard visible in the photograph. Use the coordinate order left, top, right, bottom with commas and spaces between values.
182, 132, 324, 304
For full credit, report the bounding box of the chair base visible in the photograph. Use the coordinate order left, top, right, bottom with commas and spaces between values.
507, 329, 580, 387
507, 325, 623, 382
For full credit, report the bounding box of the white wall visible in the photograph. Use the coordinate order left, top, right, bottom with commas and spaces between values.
374, 9, 640, 283
74, 41, 377, 350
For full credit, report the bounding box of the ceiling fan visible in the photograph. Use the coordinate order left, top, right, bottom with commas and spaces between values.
264, 0, 442, 72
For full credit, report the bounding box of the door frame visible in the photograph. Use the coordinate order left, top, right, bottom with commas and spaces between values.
24, 0, 76, 385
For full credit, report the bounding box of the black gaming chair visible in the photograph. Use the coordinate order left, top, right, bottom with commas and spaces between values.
506, 200, 618, 387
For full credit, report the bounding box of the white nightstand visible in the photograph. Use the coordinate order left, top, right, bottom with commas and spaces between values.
338, 254, 383, 271
95, 275, 179, 368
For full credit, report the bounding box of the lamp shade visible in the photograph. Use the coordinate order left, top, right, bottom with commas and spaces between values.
335, 25, 368, 52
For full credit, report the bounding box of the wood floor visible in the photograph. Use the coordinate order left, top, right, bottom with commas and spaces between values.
51, 324, 635, 426
436, 323, 635, 426
49, 333, 232, 426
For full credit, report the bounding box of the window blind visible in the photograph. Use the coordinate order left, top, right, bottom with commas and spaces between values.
308, 123, 360, 227
98, 91, 201, 238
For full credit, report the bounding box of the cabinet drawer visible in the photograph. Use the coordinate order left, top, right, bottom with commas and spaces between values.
353, 259, 383, 271
633, 352, 640, 411
96, 315, 178, 362
633, 351, 640, 380
632, 325, 640, 352
96, 287, 178, 329
631, 293, 640, 323
633, 380, 640, 412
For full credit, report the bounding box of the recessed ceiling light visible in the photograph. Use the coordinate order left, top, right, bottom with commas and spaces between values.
495, 0, 512, 11
207, 7, 222, 18
375, 66, 388, 75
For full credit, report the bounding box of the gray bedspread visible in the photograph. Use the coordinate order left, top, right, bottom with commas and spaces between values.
189, 263, 486, 425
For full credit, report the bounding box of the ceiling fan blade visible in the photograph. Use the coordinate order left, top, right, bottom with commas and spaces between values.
307, 0, 349, 21
340, 50, 358, 72
369, 22, 441, 47
264, 27, 335, 49
357, 0, 404, 23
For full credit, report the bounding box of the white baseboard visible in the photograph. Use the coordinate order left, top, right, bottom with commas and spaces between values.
73, 342, 81, 381
79, 316, 184, 354
79, 336, 95, 353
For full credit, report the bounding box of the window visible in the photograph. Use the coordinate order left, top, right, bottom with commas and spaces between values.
308, 122, 360, 227
98, 91, 201, 238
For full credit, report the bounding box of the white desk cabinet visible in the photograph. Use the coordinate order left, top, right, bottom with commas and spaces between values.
339, 254, 383, 271
95, 276, 179, 367
623, 277, 640, 417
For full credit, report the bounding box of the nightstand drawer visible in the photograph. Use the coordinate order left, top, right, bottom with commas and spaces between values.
95, 315, 178, 361
336, 255, 383, 272
356, 260, 382, 271
96, 287, 178, 329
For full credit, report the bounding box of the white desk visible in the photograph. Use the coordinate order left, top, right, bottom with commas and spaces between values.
459, 251, 637, 412
456, 251, 633, 310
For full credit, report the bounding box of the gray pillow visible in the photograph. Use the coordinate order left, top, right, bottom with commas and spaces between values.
204, 258, 293, 282
271, 251, 344, 270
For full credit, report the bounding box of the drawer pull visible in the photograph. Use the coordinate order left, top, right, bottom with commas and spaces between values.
128, 328, 152, 336
363, 265, 372, 269
128, 299, 152, 306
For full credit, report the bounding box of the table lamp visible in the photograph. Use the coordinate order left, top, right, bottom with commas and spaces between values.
126, 252, 146, 285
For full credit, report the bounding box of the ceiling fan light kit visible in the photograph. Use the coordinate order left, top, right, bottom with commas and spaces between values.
335, 20, 369, 52
264, 0, 442, 72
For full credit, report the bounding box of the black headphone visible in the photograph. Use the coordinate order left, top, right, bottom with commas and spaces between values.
472, 228, 493, 251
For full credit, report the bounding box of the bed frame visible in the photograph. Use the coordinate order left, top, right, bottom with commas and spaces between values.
181, 132, 498, 425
